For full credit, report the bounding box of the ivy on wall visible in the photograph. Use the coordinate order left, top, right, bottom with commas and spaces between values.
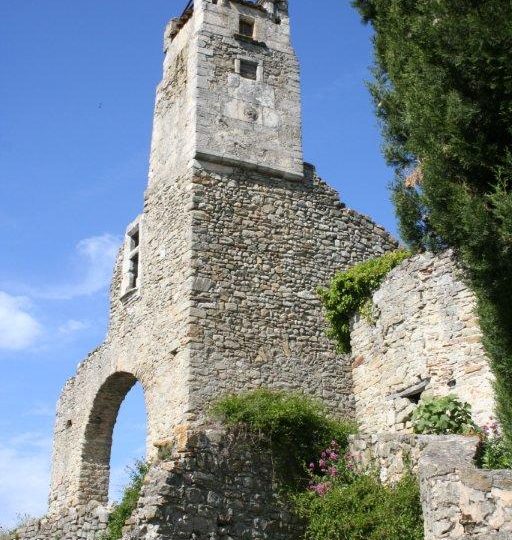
318, 250, 411, 353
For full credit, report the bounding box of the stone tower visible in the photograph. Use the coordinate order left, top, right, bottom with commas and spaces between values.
45, 0, 395, 523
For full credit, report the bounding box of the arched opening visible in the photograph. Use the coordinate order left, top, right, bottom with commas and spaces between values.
109, 382, 147, 502
79, 372, 147, 505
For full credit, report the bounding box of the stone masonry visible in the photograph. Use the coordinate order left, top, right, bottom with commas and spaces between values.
349, 434, 512, 540
15, 1, 504, 539
21, 2, 397, 538
351, 251, 495, 434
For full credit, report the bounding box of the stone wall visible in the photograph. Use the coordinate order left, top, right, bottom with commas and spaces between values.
351, 251, 495, 434
420, 436, 512, 540
15, 505, 108, 540
123, 426, 302, 540
186, 163, 396, 421
46, 156, 395, 516
18, 427, 301, 540
350, 434, 512, 540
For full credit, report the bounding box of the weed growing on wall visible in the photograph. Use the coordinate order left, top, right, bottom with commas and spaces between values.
102, 460, 149, 540
411, 395, 477, 436
212, 389, 356, 488
477, 421, 512, 470
319, 250, 411, 353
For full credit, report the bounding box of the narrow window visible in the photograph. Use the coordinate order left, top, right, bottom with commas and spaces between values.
122, 221, 141, 296
129, 251, 139, 290
240, 60, 258, 81
239, 17, 255, 38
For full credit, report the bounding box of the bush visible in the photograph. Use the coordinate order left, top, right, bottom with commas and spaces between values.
478, 421, 512, 470
319, 250, 411, 353
212, 389, 356, 488
294, 442, 423, 540
295, 474, 423, 540
411, 395, 477, 435
214, 390, 424, 539
102, 460, 149, 540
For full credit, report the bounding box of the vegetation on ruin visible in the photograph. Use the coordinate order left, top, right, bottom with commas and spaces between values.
351, 0, 512, 450
477, 420, 512, 470
212, 389, 356, 488
214, 390, 423, 539
318, 249, 411, 353
102, 460, 149, 540
411, 395, 478, 436
294, 469, 422, 540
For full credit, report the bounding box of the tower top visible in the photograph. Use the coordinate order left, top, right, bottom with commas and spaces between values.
149, 0, 303, 186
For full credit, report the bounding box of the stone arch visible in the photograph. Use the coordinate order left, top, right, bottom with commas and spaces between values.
77, 371, 144, 505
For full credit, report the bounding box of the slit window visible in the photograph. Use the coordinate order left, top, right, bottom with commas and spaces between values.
239, 18, 255, 38
122, 222, 141, 296
240, 60, 258, 80
129, 252, 139, 290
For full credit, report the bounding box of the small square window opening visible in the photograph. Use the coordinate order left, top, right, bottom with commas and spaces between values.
239, 18, 255, 38
240, 60, 258, 81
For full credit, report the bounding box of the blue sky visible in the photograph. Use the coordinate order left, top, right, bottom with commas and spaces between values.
0, 0, 397, 528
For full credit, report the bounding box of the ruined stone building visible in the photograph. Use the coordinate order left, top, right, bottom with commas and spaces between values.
18, 1, 511, 539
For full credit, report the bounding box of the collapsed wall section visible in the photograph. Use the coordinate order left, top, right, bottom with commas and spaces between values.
122, 426, 302, 540
19, 427, 302, 540
351, 251, 495, 434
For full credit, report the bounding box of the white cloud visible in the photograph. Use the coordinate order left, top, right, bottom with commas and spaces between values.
35, 234, 121, 300
58, 319, 90, 335
0, 292, 42, 351
0, 434, 51, 528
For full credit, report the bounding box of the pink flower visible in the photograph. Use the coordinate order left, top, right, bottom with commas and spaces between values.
313, 483, 329, 496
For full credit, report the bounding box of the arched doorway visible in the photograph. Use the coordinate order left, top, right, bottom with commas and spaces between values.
78, 371, 147, 505
109, 381, 147, 502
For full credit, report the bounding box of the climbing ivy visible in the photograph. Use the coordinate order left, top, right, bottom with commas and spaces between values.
318, 250, 411, 353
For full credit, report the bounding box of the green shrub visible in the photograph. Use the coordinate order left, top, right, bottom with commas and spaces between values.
477, 421, 512, 470
319, 250, 411, 353
294, 473, 423, 540
412, 395, 477, 435
214, 390, 424, 539
102, 460, 149, 540
212, 389, 356, 488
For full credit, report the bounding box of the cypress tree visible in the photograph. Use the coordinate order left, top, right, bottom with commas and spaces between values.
352, 0, 512, 446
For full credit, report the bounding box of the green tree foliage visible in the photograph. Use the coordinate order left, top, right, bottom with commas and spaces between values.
352, 0, 512, 448
318, 250, 410, 353
212, 389, 356, 488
